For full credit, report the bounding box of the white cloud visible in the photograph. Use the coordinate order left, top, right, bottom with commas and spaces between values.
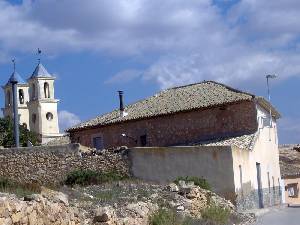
105, 69, 142, 84
1, 0, 300, 88
58, 110, 81, 132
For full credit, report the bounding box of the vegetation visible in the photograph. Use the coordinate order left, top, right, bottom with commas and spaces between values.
149, 208, 201, 225
149, 208, 179, 225
0, 177, 41, 198
174, 176, 211, 190
201, 205, 231, 225
150, 206, 232, 225
64, 169, 128, 186
0, 117, 39, 147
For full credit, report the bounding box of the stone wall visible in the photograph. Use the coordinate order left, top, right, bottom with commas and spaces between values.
0, 144, 129, 185
70, 101, 257, 149
236, 186, 282, 210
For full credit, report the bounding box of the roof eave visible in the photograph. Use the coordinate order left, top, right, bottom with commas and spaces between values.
255, 96, 281, 119
67, 99, 254, 133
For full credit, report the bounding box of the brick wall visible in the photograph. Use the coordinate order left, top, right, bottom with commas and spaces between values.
70, 100, 258, 149
0, 144, 129, 185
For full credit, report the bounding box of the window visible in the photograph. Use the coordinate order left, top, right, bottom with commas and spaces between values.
31, 83, 36, 100
140, 134, 147, 147
32, 114, 37, 123
286, 183, 298, 197
46, 112, 53, 121
259, 117, 269, 128
19, 89, 24, 104
6, 90, 11, 106
288, 187, 295, 197
93, 137, 103, 150
44, 82, 50, 98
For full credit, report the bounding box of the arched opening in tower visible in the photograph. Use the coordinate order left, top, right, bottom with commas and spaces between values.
19, 89, 24, 104
44, 82, 50, 98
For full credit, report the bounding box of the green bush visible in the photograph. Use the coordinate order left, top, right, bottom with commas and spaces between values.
0, 118, 39, 147
174, 176, 211, 190
0, 177, 12, 189
65, 169, 127, 186
201, 205, 230, 225
149, 208, 201, 225
149, 208, 177, 225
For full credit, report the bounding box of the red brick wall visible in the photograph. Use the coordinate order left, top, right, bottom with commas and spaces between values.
70, 100, 258, 148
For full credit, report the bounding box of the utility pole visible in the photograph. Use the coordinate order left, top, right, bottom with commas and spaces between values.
10, 59, 20, 147
266, 74, 277, 142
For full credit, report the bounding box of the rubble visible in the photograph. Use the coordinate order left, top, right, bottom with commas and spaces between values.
0, 189, 82, 225
0, 181, 254, 225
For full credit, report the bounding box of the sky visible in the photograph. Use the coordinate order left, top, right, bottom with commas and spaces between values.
0, 0, 300, 144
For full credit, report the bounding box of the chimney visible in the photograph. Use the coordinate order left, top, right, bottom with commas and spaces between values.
118, 91, 127, 117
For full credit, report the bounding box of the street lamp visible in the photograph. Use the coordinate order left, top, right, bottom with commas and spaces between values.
121, 133, 137, 144
266, 74, 277, 141
10, 59, 20, 147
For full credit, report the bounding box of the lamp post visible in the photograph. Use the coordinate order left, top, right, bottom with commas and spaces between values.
10, 59, 20, 147
266, 74, 277, 141
121, 133, 137, 144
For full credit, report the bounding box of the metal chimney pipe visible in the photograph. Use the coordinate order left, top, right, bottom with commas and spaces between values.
118, 91, 124, 116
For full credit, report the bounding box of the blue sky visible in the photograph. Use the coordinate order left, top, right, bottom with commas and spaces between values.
0, 0, 300, 144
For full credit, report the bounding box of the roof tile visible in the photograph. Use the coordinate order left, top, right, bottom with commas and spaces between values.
68, 81, 254, 131
30, 63, 52, 78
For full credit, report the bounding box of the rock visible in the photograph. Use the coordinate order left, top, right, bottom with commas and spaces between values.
186, 181, 194, 187
186, 187, 201, 199
83, 192, 94, 199
0, 191, 82, 225
93, 207, 115, 223
11, 212, 22, 223
167, 183, 179, 192
178, 180, 186, 188
41, 187, 69, 206
176, 205, 184, 211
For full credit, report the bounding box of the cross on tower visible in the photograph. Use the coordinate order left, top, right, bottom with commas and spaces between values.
37, 48, 42, 64
12, 58, 16, 72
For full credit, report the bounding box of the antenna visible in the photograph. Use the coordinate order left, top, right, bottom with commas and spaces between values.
12, 58, 16, 72
37, 48, 42, 64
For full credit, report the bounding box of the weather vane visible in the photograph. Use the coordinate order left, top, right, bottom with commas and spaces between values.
12, 58, 16, 72
37, 48, 42, 64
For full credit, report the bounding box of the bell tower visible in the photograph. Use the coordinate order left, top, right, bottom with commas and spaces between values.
2, 68, 30, 128
27, 62, 62, 143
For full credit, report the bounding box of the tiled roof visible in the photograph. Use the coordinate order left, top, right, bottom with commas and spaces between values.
5, 71, 26, 86
68, 81, 254, 131
193, 133, 258, 150
30, 63, 52, 79
279, 145, 300, 177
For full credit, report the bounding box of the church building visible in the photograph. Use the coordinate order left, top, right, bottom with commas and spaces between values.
2, 62, 62, 144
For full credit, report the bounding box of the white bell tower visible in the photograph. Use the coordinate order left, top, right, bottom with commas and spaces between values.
2, 71, 30, 128
27, 62, 62, 143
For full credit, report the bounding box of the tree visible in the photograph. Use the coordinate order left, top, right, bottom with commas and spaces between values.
0, 117, 39, 148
